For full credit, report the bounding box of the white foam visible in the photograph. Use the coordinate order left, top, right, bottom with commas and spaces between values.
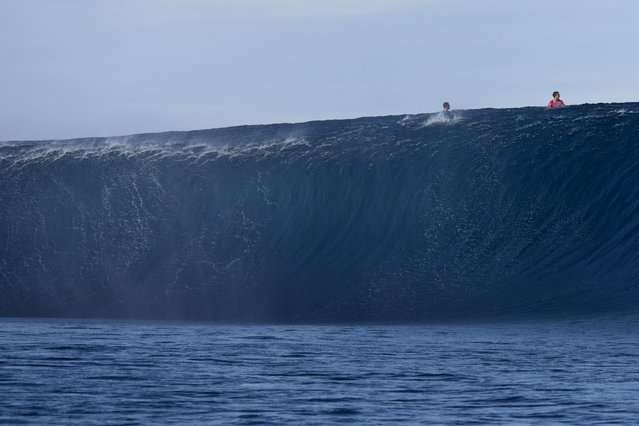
422, 111, 462, 127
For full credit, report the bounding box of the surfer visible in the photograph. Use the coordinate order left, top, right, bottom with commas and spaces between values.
547, 91, 565, 109
440, 102, 452, 120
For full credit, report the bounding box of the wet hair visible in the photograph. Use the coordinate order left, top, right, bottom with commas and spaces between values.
443, 102, 450, 109
552, 91, 560, 98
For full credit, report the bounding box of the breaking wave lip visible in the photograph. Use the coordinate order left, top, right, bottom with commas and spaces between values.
1, 102, 639, 322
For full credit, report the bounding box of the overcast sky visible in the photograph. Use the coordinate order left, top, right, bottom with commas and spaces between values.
1, 0, 638, 141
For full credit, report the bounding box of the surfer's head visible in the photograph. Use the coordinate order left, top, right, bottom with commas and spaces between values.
552, 91, 560, 100
443, 102, 450, 111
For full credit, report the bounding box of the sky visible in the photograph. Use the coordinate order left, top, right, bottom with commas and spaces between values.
1, 0, 639, 141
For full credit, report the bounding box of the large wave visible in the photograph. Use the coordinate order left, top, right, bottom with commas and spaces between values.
2, 103, 639, 321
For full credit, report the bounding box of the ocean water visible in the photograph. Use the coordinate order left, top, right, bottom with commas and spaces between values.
2, 103, 639, 322
1, 316, 638, 424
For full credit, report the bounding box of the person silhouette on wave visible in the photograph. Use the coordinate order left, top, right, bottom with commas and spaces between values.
547, 91, 565, 109
439, 101, 453, 120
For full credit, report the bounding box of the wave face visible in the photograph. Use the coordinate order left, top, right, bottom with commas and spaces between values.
2, 103, 639, 321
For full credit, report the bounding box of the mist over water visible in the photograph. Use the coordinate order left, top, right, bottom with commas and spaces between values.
1, 103, 639, 321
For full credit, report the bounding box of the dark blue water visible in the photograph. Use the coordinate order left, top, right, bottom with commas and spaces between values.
2, 103, 639, 321
3, 105, 639, 423
1, 316, 638, 424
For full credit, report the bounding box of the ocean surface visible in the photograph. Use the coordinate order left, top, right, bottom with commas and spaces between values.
2, 103, 639, 321
1, 316, 638, 425
2, 105, 639, 422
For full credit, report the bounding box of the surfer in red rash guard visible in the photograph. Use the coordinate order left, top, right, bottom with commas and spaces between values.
547, 91, 565, 108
